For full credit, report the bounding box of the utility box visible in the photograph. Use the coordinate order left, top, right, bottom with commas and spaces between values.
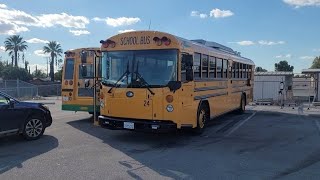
302, 69, 320, 102
254, 72, 294, 102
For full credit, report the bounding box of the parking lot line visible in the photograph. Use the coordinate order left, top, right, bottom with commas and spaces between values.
225, 111, 257, 137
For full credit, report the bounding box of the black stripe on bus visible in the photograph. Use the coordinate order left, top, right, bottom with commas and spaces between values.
62, 89, 73, 92
231, 89, 250, 94
232, 84, 248, 88
194, 86, 228, 92
194, 92, 228, 100
194, 78, 228, 82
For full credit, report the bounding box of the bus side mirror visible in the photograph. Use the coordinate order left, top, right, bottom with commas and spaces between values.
168, 81, 182, 92
184, 55, 194, 82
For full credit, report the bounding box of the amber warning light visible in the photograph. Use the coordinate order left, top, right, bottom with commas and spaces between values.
153, 36, 171, 46
100, 39, 116, 48
64, 51, 75, 57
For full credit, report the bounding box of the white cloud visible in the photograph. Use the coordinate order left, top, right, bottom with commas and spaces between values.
0, 4, 89, 35
92, 17, 103, 21
0, 20, 29, 35
93, 17, 140, 27
29, 63, 48, 73
118, 29, 136, 33
191, 11, 199, 17
0, 46, 5, 52
258, 40, 286, 46
200, 14, 208, 18
34, 50, 49, 57
190, 11, 208, 19
300, 56, 314, 60
283, 0, 320, 8
69, 29, 90, 36
36, 13, 89, 29
313, 48, 320, 52
210, 8, 234, 18
0, 4, 7, 9
235, 41, 255, 46
26, 38, 49, 44
275, 54, 292, 59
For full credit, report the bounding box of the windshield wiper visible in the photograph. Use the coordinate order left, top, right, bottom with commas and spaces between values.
107, 62, 130, 93
134, 61, 155, 95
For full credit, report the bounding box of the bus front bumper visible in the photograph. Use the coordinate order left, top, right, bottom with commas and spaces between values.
98, 115, 177, 132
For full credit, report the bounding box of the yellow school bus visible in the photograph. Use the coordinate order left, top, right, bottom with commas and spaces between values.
61, 48, 101, 114
98, 31, 254, 133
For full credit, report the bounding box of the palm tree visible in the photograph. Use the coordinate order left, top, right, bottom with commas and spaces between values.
4, 35, 28, 67
43, 41, 63, 81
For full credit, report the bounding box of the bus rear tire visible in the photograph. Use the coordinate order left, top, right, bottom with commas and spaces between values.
193, 104, 209, 134
237, 95, 246, 114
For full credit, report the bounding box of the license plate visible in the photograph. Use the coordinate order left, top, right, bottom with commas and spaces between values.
123, 122, 134, 129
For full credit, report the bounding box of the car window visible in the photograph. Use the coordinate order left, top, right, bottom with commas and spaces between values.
0, 95, 9, 105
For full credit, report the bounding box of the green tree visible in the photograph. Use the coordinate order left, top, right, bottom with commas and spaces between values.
4, 35, 28, 67
255, 66, 268, 72
275, 60, 294, 72
0, 60, 4, 77
43, 41, 63, 81
54, 68, 63, 81
2, 66, 32, 81
32, 69, 47, 78
311, 56, 320, 69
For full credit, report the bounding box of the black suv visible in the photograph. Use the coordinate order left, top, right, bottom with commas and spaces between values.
0, 91, 52, 140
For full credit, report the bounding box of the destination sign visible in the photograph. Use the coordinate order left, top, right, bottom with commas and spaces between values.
120, 36, 151, 46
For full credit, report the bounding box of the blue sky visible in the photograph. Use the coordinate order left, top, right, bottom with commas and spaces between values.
0, 0, 320, 73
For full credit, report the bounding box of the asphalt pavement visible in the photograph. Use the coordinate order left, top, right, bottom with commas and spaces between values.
1, 99, 320, 180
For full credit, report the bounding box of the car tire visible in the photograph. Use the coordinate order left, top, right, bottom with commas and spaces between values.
193, 104, 209, 134
23, 116, 45, 140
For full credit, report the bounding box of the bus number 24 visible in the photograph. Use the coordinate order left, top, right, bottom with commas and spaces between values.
144, 100, 150, 107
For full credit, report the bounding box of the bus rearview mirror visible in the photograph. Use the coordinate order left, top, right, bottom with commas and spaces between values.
168, 81, 182, 92
81, 51, 87, 63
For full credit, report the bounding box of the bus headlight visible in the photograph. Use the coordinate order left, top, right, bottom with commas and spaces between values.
166, 104, 174, 112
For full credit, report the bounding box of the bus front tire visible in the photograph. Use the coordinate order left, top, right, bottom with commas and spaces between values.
194, 104, 209, 134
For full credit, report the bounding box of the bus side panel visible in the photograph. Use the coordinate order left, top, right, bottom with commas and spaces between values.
178, 83, 198, 128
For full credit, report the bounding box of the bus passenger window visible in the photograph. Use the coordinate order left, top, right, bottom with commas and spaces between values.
209, 56, 216, 78
243, 64, 247, 79
239, 63, 242, 78
235, 63, 239, 78
228, 61, 232, 79
216, 58, 222, 78
232, 62, 235, 78
194, 53, 201, 79
202, 55, 208, 78
223, 59, 228, 78
181, 55, 186, 82
248, 65, 252, 79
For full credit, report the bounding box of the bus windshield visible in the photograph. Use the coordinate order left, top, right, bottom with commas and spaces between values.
102, 49, 177, 87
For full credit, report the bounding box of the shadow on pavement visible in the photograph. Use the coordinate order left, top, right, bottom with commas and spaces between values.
67, 112, 260, 179
0, 135, 59, 174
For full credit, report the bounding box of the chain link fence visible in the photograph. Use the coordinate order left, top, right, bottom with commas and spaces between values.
0, 80, 61, 100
